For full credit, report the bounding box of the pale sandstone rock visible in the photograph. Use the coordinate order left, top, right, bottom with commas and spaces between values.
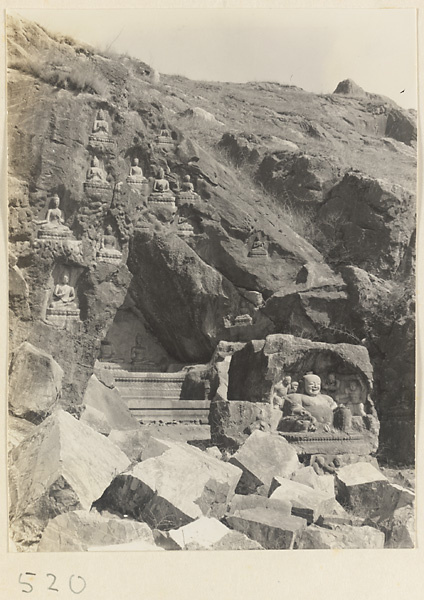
227, 493, 291, 516
167, 517, 230, 549
37, 510, 154, 552
108, 429, 152, 462
229, 430, 300, 494
8, 342, 64, 424
379, 506, 415, 548
269, 476, 335, 523
295, 524, 385, 549
226, 508, 306, 549
9, 410, 130, 547
88, 540, 163, 551
8, 415, 37, 452
82, 374, 139, 431
95, 441, 242, 530
291, 467, 335, 499
80, 405, 112, 436
336, 462, 389, 516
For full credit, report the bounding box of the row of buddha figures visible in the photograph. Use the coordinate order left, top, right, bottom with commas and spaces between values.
272, 372, 378, 435
84, 156, 200, 204
87, 109, 176, 152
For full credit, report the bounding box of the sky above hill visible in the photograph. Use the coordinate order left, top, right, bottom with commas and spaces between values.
10, 8, 417, 110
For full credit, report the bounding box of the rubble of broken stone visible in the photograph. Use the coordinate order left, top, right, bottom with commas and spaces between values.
8, 336, 415, 552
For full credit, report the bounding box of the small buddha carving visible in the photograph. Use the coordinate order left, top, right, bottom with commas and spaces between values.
181, 175, 194, 192
279, 373, 337, 432
289, 381, 299, 393
323, 372, 339, 395
149, 168, 175, 204
177, 216, 194, 237
156, 125, 174, 148
98, 225, 122, 262
37, 195, 72, 238
127, 158, 147, 184
86, 156, 107, 182
92, 109, 109, 135
177, 174, 200, 203
249, 236, 267, 257
49, 274, 77, 309
153, 168, 170, 193
131, 333, 145, 365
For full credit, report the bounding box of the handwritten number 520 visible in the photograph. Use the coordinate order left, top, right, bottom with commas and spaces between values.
19, 572, 86, 594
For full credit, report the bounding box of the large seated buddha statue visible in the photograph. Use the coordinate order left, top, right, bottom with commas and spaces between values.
148, 168, 175, 203
278, 373, 338, 433
97, 225, 122, 264
37, 195, 73, 239
126, 158, 147, 185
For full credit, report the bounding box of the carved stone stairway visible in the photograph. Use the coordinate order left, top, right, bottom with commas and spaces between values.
113, 371, 210, 424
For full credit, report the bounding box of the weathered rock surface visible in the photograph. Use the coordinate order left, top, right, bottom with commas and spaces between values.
108, 429, 152, 462
377, 505, 415, 548
295, 524, 385, 549
229, 431, 300, 494
37, 510, 154, 552
82, 374, 139, 432
8, 416, 37, 452
165, 517, 231, 550
227, 493, 292, 516
335, 462, 390, 516
291, 467, 335, 499
319, 172, 415, 278
9, 410, 131, 547
8, 342, 64, 424
226, 508, 306, 549
269, 477, 334, 523
95, 440, 242, 530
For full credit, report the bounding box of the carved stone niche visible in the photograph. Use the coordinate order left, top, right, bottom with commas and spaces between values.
88, 109, 115, 152
248, 233, 268, 258
176, 175, 200, 205
36, 194, 74, 241
155, 126, 175, 149
97, 224, 122, 265
84, 157, 112, 200
45, 266, 82, 327
210, 334, 379, 456
126, 158, 148, 193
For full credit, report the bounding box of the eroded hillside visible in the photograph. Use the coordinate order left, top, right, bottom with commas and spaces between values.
7, 15, 416, 464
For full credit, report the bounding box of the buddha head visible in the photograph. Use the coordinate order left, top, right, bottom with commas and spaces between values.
349, 380, 359, 391
133, 158, 140, 166
303, 374, 322, 397
135, 333, 143, 346
183, 175, 191, 183
105, 225, 113, 235
97, 109, 105, 120
52, 194, 60, 208
282, 375, 292, 387
157, 167, 165, 179
62, 274, 69, 285
92, 156, 100, 168
291, 381, 299, 393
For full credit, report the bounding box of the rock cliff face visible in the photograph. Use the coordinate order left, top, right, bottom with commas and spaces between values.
7, 15, 415, 464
